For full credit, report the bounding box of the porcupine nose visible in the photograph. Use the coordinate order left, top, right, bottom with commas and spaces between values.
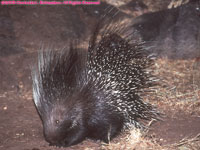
43, 127, 66, 146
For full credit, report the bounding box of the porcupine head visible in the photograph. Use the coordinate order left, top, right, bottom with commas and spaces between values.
32, 19, 158, 147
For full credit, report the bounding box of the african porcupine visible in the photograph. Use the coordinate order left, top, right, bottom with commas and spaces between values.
32, 19, 159, 147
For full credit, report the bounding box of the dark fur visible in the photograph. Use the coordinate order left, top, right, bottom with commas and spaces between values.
32, 20, 159, 147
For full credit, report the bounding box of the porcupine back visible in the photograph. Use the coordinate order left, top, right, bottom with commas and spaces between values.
32, 18, 159, 147
87, 20, 159, 127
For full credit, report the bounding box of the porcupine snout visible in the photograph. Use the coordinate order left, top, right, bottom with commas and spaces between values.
42, 101, 88, 147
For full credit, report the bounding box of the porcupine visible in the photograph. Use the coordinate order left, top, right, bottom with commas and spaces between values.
32, 18, 159, 147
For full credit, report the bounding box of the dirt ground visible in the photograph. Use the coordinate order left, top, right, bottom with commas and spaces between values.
0, 1, 200, 150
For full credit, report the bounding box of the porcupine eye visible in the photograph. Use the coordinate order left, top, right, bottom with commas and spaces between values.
55, 118, 74, 130
53, 119, 61, 127
55, 120, 72, 128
